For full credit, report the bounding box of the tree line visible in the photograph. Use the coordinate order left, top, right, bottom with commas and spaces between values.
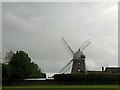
2, 50, 46, 85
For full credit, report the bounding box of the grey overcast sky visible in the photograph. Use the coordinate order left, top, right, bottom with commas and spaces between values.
2, 2, 118, 74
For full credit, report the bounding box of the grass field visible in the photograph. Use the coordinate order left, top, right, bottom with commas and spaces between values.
2, 85, 120, 90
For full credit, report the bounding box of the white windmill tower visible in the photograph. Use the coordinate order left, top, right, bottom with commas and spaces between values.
59, 37, 91, 74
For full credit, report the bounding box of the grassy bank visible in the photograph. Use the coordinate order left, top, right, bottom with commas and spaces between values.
2, 85, 120, 90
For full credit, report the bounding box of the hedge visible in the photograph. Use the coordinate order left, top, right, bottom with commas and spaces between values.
54, 73, 120, 85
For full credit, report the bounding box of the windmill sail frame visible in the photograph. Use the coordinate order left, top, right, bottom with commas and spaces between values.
59, 37, 91, 74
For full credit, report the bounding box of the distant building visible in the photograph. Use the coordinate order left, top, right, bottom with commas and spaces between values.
105, 67, 120, 73
87, 71, 104, 73
85, 67, 120, 74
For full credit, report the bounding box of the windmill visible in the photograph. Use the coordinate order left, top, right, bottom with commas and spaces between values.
59, 37, 91, 74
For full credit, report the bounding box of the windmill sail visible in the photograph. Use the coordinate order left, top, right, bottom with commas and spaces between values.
60, 37, 91, 74
59, 59, 73, 73
80, 39, 91, 51
61, 37, 74, 57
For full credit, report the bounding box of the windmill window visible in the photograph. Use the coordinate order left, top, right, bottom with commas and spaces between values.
77, 69, 80, 72
81, 55, 85, 58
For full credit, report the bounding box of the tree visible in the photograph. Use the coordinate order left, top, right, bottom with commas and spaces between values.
9, 51, 46, 79
2, 64, 11, 85
9, 51, 31, 79
2, 50, 46, 85
29, 62, 45, 78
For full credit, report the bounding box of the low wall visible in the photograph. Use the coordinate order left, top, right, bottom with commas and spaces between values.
11, 79, 55, 85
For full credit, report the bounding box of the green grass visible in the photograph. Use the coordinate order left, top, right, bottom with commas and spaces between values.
2, 85, 120, 89
2, 85, 120, 90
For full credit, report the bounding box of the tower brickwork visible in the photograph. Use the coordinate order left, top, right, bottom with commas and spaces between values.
71, 55, 86, 74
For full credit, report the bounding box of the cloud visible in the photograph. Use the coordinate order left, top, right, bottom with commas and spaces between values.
3, 12, 34, 32
2, 2, 118, 73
